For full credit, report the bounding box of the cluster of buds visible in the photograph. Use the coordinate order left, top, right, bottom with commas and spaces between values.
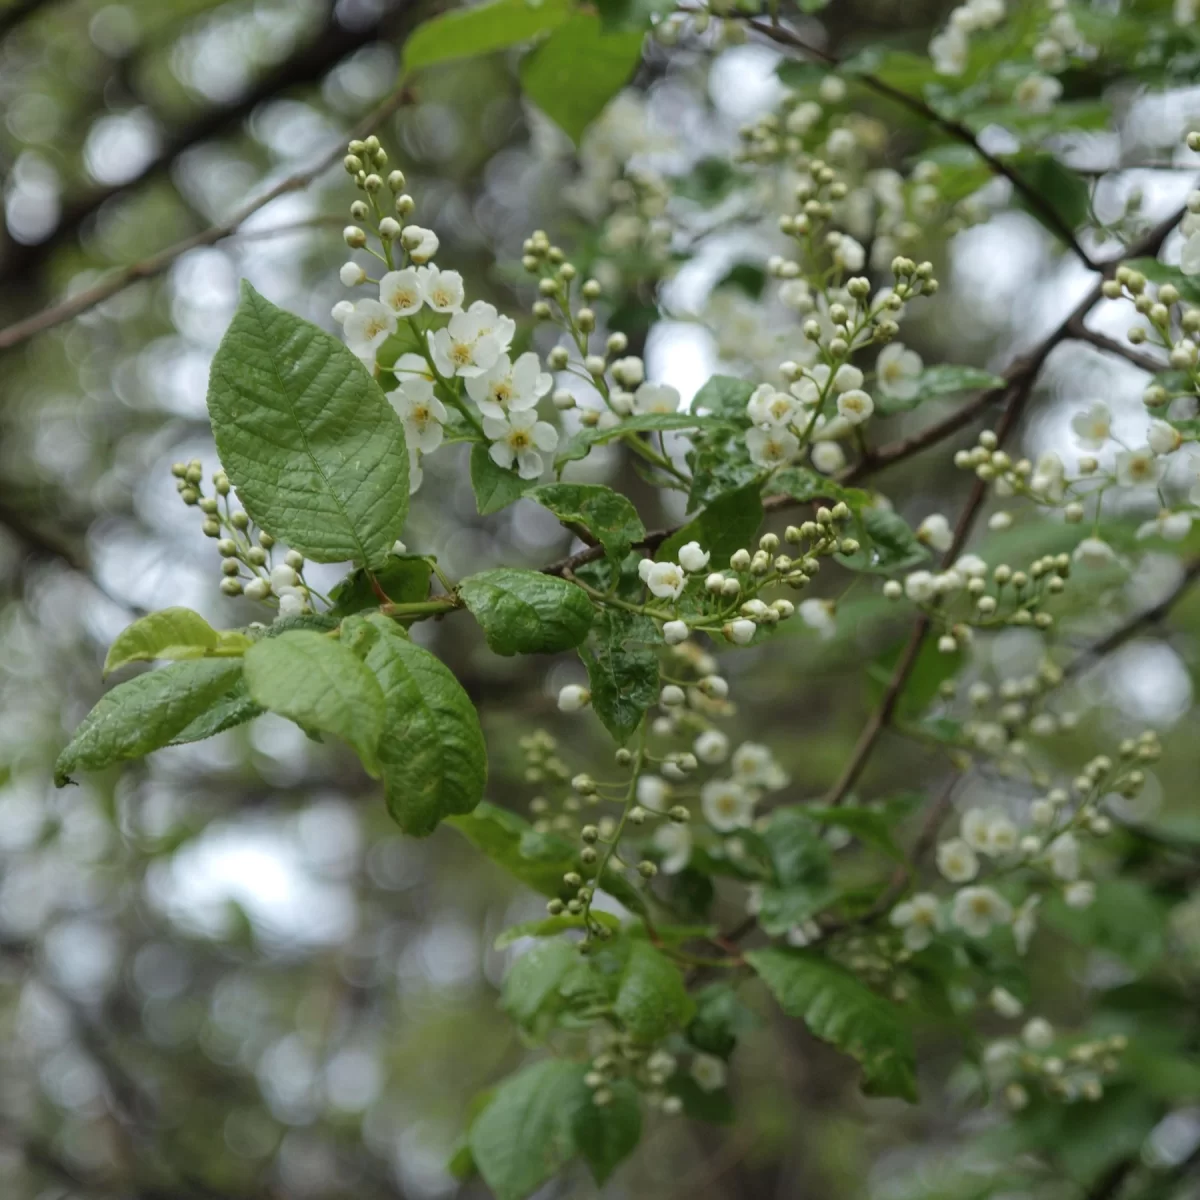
985, 1022, 1126, 1110
341, 137, 418, 257
1102, 251, 1200, 378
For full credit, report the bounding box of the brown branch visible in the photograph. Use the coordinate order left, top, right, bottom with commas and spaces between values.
1067, 321, 1166, 374
746, 16, 1097, 270
0, 0, 68, 39
0, 0, 423, 294
0, 89, 413, 352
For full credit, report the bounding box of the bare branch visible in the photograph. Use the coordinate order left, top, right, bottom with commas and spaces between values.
1067, 320, 1167, 374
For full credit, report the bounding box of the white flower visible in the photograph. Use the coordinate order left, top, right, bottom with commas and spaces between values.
832, 235, 865, 272
832, 364, 864, 393
1182, 231, 1200, 276
418, 265, 464, 313
1070, 401, 1111, 449
406, 446, 423, 495
379, 267, 424, 317
701, 779, 755, 831
904, 570, 938, 603
343, 299, 397, 360
889, 892, 941, 951
633, 382, 680, 414
428, 301, 513, 378
1047, 832, 1080, 880
955, 553, 988, 578
837, 388, 874, 425
677, 542, 710, 573
278, 591, 305, 618
393, 352, 434, 381
402, 225, 439, 264
1147, 419, 1182, 455
917, 513, 953, 552
746, 426, 799, 468
1013, 894, 1040, 954
482, 410, 558, 479
663, 619, 689, 645
799, 598, 837, 640
1030, 451, 1066, 502
1073, 537, 1116, 568
642, 560, 686, 600
388, 376, 447, 454
339, 261, 366, 287
694, 730, 729, 765
930, 26, 969, 75
690, 1053, 727, 1092
811, 440, 846, 474
747, 384, 799, 427
465, 352, 552, 419
731, 742, 777, 787
876, 343, 923, 400
1116, 446, 1163, 488
1014, 72, 1063, 113
937, 837, 979, 883
638, 775, 670, 808
1064, 880, 1096, 909
1022, 1017, 1054, 1050
557, 684, 591, 712
952, 886, 1013, 937
990, 987, 1024, 1018
1138, 511, 1192, 541
961, 807, 994, 853
654, 822, 691, 874
987, 816, 1019, 856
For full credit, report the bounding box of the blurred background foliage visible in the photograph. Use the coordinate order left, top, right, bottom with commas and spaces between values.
1, 0, 1200, 1197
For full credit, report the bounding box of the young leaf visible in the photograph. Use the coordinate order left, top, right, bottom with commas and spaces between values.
556, 411, 712, 467
570, 1079, 641, 1184
328, 555, 433, 617
614, 941, 695, 1042
691, 374, 755, 420
458, 568, 593, 655
656, 482, 764, 567
468, 1060, 587, 1200
55, 659, 245, 786
358, 614, 486, 835
243, 631, 385, 776
529, 482, 646, 561
578, 610, 659, 744
840, 507, 928, 573
103, 607, 225, 675
502, 939, 579, 1028
876, 364, 1006, 415
746, 947, 917, 1101
519, 13, 644, 144
403, 0, 571, 70
206, 281, 409, 567
470, 443, 530, 515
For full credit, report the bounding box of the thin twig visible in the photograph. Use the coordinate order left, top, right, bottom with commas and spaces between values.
746, 17, 1096, 270
1067, 321, 1166, 374
0, 87, 413, 352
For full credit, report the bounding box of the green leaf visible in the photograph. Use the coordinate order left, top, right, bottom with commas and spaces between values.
328, 555, 432, 617
169, 678, 263, 745
876, 364, 1007, 415
403, 0, 571, 70
243, 631, 385, 776
687, 983, 756, 1059
519, 13, 644, 144
470, 443, 531, 515
207, 281, 408, 567
746, 947, 917, 1101
771, 466, 871, 511
459, 568, 593, 655
357, 614, 486, 835
614, 941, 694, 1043
761, 806, 831, 886
448, 802, 647, 914
804, 806, 904, 860
502, 940, 579, 1028
1007, 152, 1090, 239
529, 482, 645, 561
656, 482, 764, 567
103, 608, 228, 675
578, 609, 659, 743
468, 1060, 586, 1200
592, 0, 674, 31
1125, 257, 1200, 305
692, 374, 754, 420
556, 411, 713, 467
55, 660, 245, 786
841, 507, 928, 574
495, 911, 621, 948
570, 1080, 641, 1184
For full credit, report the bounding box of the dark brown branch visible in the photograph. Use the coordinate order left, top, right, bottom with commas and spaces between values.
746, 16, 1097, 270
1067, 320, 1166, 374
0, 0, 423, 293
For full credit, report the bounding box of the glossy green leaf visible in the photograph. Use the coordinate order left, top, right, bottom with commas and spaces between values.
502, 939, 579, 1028
578, 609, 659, 744
358, 614, 486, 835
243, 630, 384, 776
770, 466, 871, 510
103, 608, 229, 675
207, 281, 408, 567
840, 507, 929, 574
328, 555, 433, 617
571, 1079, 641, 1184
556, 411, 712, 467
458, 568, 593, 655
656, 481, 764, 567
747, 947, 917, 1101
168, 677, 263, 745
614, 941, 695, 1042
404, 0, 571, 70
519, 13, 644, 143
529, 482, 646, 561
55, 659, 245, 786
468, 1059, 586, 1200
470, 443, 531, 515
